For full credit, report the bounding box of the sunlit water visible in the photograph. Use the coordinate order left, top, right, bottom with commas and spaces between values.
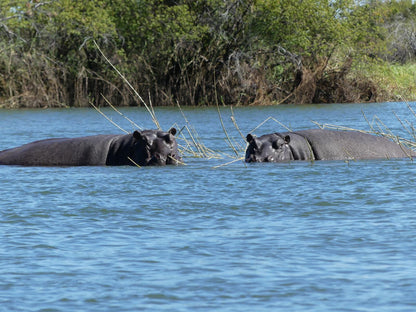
1, 102, 416, 311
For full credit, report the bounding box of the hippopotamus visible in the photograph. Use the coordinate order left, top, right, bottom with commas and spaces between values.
245, 129, 416, 162
0, 128, 181, 166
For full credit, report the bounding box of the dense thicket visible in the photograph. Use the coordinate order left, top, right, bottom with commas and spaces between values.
0, 0, 415, 107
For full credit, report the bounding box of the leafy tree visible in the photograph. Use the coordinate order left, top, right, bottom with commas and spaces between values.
0, 0, 123, 107
378, 0, 416, 63
248, 0, 389, 103
0, 0, 413, 107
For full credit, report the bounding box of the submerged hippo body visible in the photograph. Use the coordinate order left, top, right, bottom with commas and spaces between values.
0, 128, 180, 166
245, 129, 416, 163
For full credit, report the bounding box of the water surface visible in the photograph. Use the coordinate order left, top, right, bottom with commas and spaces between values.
1, 102, 416, 311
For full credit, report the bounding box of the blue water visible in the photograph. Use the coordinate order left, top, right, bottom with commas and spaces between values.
1, 102, 416, 311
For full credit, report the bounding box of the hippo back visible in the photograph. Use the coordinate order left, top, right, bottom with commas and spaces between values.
245, 129, 416, 163
0, 135, 120, 166
0, 128, 180, 166
291, 129, 414, 160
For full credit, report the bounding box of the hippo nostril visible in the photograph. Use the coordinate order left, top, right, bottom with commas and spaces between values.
166, 154, 176, 164
155, 154, 168, 165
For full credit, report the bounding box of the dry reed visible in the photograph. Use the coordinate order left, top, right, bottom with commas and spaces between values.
93, 41, 416, 167
94, 40, 160, 129
90, 100, 129, 134
94, 41, 229, 164
312, 103, 416, 152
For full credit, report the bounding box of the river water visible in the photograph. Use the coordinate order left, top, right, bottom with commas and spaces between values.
1, 102, 416, 311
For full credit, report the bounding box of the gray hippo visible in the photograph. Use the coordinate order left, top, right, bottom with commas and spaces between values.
0, 128, 180, 166
245, 129, 416, 162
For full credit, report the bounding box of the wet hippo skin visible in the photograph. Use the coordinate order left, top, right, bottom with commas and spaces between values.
0, 128, 180, 166
245, 129, 416, 162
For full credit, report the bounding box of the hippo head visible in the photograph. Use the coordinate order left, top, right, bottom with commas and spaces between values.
132, 128, 181, 166
245, 133, 292, 163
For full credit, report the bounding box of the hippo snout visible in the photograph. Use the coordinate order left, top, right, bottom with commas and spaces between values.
265, 155, 275, 162
246, 155, 273, 162
147, 153, 167, 166
146, 153, 180, 166
166, 153, 180, 165
245, 154, 258, 163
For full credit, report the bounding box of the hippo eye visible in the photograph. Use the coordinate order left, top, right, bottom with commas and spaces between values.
251, 140, 260, 150
272, 141, 281, 149
141, 137, 152, 148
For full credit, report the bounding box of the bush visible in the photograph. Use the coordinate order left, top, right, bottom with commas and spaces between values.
0, 0, 414, 107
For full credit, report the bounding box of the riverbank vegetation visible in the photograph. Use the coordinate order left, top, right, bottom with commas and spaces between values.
1, 0, 416, 108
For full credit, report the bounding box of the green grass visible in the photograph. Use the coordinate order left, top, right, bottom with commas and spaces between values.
352, 61, 416, 102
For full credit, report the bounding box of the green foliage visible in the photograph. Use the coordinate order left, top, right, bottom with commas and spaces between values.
0, 0, 415, 107
251, 0, 385, 65
376, 0, 416, 63
352, 59, 416, 100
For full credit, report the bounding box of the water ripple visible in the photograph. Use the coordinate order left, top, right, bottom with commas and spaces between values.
2, 105, 416, 311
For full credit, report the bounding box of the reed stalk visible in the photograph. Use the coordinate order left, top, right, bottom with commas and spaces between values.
168, 155, 187, 166
249, 116, 292, 134
213, 157, 245, 169
94, 40, 160, 129
216, 103, 240, 158
175, 102, 223, 159
90, 100, 129, 134
230, 106, 246, 142
101, 94, 143, 130
127, 157, 142, 168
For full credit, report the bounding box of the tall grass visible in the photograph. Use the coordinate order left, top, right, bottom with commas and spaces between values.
93, 43, 416, 167
93, 43, 227, 163
351, 61, 416, 102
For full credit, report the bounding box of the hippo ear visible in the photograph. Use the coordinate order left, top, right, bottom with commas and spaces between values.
169, 128, 177, 136
133, 131, 148, 144
284, 135, 290, 144
164, 133, 174, 143
246, 134, 255, 143
133, 130, 142, 140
